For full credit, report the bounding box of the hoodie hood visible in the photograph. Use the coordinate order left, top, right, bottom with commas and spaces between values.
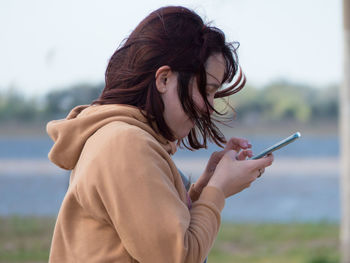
47, 104, 177, 170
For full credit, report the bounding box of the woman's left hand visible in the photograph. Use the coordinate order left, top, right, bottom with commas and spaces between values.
194, 137, 253, 192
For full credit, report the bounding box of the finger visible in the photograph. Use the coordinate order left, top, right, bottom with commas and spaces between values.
225, 137, 251, 152
236, 149, 253, 160
226, 137, 251, 150
248, 153, 274, 169
257, 168, 265, 178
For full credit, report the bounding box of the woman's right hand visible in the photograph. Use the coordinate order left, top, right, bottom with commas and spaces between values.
207, 150, 274, 198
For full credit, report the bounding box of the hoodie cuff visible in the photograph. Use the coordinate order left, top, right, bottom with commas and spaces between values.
199, 186, 225, 212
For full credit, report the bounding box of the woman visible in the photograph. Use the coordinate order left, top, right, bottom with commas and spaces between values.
47, 6, 273, 263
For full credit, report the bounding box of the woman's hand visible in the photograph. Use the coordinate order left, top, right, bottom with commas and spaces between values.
193, 137, 253, 193
208, 151, 274, 198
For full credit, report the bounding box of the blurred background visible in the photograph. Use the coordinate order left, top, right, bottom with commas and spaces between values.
0, 0, 341, 262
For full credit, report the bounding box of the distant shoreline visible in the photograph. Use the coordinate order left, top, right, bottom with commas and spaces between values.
173, 156, 340, 180
0, 157, 339, 178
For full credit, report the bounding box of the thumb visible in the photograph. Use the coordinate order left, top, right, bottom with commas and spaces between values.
250, 154, 274, 168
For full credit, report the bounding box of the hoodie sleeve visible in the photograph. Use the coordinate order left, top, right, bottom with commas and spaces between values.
76, 122, 225, 263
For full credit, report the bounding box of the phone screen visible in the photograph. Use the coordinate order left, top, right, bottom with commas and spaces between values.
250, 132, 301, 160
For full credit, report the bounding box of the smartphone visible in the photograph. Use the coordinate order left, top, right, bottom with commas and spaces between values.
250, 132, 301, 160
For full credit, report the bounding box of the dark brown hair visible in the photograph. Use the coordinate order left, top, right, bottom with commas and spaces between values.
93, 6, 246, 149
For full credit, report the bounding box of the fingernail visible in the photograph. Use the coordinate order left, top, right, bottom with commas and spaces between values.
241, 142, 248, 148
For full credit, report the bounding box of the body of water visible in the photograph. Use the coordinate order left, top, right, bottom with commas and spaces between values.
0, 135, 340, 222
0, 134, 339, 159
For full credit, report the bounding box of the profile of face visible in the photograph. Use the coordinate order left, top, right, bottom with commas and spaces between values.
155, 53, 226, 140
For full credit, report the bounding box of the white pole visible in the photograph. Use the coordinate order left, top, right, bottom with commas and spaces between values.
341, 0, 350, 262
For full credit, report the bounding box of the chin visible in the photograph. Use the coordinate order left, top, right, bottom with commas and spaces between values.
175, 129, 192, 140
174, 121, 195, 140
176, 133, 188, 141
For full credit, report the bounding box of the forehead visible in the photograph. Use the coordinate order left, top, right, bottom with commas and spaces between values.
205, 53, 226, 84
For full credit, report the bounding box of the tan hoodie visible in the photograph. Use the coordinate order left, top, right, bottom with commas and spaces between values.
47, 104, 225, 263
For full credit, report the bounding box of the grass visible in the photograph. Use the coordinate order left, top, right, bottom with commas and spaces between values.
0, 217, 340, 263
208, 222, 340, 263
0, 217, 55, 263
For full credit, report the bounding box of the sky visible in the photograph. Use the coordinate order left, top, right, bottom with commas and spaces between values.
0, 0, 343, 97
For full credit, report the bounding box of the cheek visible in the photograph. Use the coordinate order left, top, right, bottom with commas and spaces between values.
192, 89, 205, 110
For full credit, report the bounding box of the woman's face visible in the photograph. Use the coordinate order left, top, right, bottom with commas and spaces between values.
156, 53, 226, 140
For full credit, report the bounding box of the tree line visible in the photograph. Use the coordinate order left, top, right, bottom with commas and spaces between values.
221, 81, 338, 124
0, 81, 338, 124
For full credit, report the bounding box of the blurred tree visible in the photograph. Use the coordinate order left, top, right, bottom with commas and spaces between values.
44, 83, 103, 119
310, 84, 339, 120
0, 88, 38, 122
0, 81, 340, 124
261, 81, 312, 123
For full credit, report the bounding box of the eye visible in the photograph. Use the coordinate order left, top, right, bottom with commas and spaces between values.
206, 89, 216, 96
